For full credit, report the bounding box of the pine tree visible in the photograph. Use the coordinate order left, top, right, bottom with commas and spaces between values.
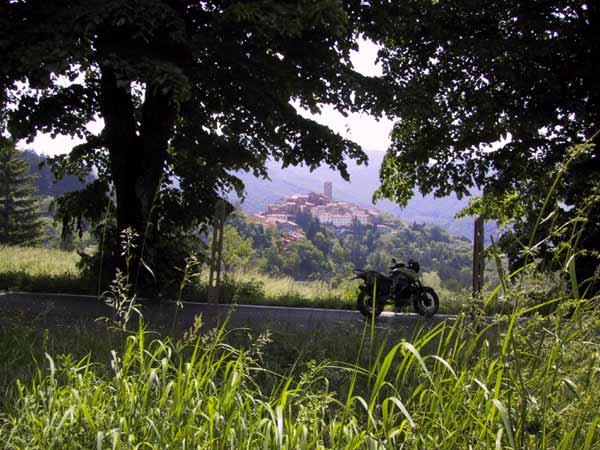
0, 139, 44, 245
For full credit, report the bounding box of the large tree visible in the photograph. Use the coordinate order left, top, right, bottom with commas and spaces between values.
370, 0, 599, 290
0, 1, 382, 282
0, 139, 44, 246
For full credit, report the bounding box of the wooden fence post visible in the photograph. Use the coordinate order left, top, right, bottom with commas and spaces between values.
472, 216, 485, 297
208, 200, 226, 304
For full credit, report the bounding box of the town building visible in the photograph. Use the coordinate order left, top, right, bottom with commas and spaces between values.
257, 182, 381, 229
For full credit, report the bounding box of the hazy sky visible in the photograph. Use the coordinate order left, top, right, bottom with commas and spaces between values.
18, 39, 395, 156
295, 39, 394, 152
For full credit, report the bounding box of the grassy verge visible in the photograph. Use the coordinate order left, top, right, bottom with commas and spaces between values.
0, 246, 95, 294
187, 271, 358, 310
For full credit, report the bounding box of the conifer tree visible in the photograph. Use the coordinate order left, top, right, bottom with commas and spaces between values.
0, 139, 44, 245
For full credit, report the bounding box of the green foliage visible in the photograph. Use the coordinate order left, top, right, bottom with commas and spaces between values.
257, 246, 284, 276
22, 154, 98, 247
330, 240, 348, 265
457, 191, 527, 228
366, 249, 391, 273
0, 140, 44, 246
281, 239, 331, 281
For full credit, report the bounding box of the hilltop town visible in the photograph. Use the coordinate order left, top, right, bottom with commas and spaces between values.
248, 182, 384, 241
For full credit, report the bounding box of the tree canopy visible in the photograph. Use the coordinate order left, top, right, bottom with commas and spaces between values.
372, 0, 598, 203
370, 0, 599, 288
0, 0, 383, 281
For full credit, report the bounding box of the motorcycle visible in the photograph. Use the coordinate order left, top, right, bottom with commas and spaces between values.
353, 259, 440, 318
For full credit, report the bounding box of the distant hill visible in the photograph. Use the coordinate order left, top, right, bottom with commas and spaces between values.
20, 149, 91, 198
234, 150, 495, 240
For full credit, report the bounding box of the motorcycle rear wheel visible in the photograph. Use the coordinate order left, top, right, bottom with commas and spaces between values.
357, 289, 384, 318
413, 287, 439, 317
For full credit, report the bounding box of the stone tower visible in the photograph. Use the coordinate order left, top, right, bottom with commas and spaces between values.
324, 181, 333, 201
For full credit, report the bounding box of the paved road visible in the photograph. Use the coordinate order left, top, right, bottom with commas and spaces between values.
0, 291, 470, 337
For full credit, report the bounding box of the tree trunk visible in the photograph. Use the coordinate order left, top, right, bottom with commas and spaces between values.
98, 66, 177, 289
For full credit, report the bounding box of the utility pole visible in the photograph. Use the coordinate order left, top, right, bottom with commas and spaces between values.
472, 216, 485, 297
208, 199, 226, 304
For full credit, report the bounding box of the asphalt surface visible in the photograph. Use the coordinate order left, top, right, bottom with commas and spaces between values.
0, 291, 470, 336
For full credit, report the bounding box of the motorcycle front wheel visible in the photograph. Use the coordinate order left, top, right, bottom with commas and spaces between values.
357, 288, 384, 318
413, 287, 439, 317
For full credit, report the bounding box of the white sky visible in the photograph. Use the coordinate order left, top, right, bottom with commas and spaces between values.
18, 39, 394, 156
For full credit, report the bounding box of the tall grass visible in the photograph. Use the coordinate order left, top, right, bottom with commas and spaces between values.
1, 297, 598, 448
215, 271, 358, 309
